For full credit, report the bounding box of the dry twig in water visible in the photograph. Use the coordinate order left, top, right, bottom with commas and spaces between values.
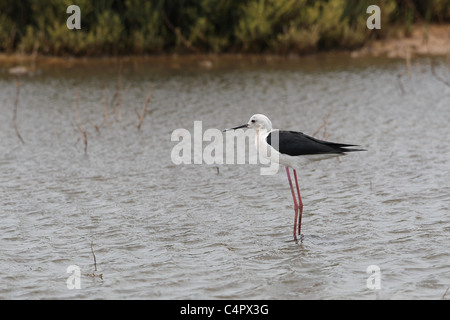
103, 87, 110, 127
110, 70, 121, 109
405, 49, 412, 77
136, 85, 154, 131
84, 241, 103, 280
312, 108, 332, 140
108, 64, 128, 124
110, 63, 122, 113
12, 79, 25, 144
116, 85, 129, 123
430, 59, 450, 87
442, 285, 450, 300
396, 72, 406, 94
91, 240, 97, 271
87, 119, 101, 133
74, 89, 88, 154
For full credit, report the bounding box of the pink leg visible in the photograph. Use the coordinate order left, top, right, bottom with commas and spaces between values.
293, 169, 303, 236
285, 167, 299, 241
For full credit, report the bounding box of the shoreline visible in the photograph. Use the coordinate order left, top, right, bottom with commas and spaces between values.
351, 24, 450, 58
2, 24, 449, 69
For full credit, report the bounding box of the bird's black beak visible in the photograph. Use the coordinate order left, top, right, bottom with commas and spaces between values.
223, 123, 249, 132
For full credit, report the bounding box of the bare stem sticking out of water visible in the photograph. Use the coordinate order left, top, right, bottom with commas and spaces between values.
395, 52, 412, 94
91, 240, 97, 271
103, 87, 110, 127
430, 58, 450, 87
109, 64, 128, 124
74, 89, 88, 154
442, 285, 450, 300
84, 241, 103, 280
12, 79, 25, 144
87, 119, 101, 133
83, 65, 129, 134
405, 49, 412, 77
313, 108, 332, 140
396, 72, 406, 94
110, 62, 122, 112
117, 85, 129, 124
136, 85, 154, 131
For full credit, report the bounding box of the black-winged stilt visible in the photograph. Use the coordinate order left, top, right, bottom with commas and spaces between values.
225, 114, 365, 241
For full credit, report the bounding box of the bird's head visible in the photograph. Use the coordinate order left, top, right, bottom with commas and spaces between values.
224, 114, 272, 132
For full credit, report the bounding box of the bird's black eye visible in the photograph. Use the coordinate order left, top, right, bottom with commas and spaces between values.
251, 119, 256, 123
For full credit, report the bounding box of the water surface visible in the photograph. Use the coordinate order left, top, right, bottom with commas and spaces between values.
0, 54, 449, 299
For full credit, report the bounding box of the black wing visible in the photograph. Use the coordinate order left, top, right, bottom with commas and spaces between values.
266, 130, 365, 156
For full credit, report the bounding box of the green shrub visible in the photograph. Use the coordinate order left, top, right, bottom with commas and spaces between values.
1, 0, 449, 56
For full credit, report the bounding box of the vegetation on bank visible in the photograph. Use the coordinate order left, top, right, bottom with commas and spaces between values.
1, 0, 450, 56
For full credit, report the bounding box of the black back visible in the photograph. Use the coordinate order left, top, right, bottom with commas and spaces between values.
266, 130, 364, 156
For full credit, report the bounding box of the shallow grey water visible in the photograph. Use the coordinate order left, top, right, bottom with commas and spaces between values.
0, 55, 449, 299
